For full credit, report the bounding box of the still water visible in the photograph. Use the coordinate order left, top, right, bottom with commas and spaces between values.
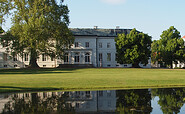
1, 88, 185, 114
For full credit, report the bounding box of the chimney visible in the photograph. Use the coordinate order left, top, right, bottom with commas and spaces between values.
94, 26, 98, 29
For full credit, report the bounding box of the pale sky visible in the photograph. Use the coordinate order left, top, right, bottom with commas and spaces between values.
2, 0, 185, 40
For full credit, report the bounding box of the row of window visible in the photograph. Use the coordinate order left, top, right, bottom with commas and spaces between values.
74, 42, 111, 48
75, 42, 90, 48
3, 53, 114, 63
64, 52, 91, 63
3, 65, 17, 68
99, 53, 112, 62
3, 53, 54, 62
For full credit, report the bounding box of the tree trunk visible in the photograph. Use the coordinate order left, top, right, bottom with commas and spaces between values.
132, 62, 141, 68
170, 61, 173, 69
28, 48, 39, 68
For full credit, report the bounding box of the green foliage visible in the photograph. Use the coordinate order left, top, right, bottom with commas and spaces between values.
151, 26, 185, 68
152, 88, 185, 114
0, 26, 4, 33
115, 28, 152, 67
116, 89, 152, 113
0, 0, 74, 67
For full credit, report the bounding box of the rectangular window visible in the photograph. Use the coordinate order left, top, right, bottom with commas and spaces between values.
107, 43, 111, 48
24, 53, 28, 61
99, 42, 102, 48
76, 103, 80, 108
3, 53, 7, 61
51, 53, 55, 61
74, 53, 80, 63
42, 54, 47, 61
85, 42, 89, 48
85, 53, 90, 63
13, 54, 17, 61
107, 53, 111, 61
75, 42, 79, 47
86, 91, 91, 98
4, 65, 7, 67
14, 65, 17, 67
99, 91, 103, 96
64, 53, 69, 62
99, 53, 102, 61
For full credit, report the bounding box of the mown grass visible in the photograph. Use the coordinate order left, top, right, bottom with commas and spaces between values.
0, 68, 185, 93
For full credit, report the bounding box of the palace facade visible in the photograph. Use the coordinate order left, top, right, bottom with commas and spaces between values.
0, 27, 151, 68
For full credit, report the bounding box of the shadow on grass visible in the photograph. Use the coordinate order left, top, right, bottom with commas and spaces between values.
0, 68, 78, 74
0, 86, 62, 93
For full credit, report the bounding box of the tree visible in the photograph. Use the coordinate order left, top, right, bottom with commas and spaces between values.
115, 28, 152, 68
0, 0, 74, 68
151, 26, 185, 68
151, 88, 185, 114
116, 89, 152, 113
0, 26, 4, 33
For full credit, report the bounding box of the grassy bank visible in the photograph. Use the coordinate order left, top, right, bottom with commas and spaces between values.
0, 68, 185, 93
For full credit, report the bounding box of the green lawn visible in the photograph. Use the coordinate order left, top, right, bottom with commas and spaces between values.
0, 68, 185, 93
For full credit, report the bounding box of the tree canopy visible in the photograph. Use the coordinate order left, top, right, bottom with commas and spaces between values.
151, 26, 185, 68
115, 28, 152, 68
0, 0, 74, 68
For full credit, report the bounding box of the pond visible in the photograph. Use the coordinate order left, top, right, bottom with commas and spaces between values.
1, 88, 185, 113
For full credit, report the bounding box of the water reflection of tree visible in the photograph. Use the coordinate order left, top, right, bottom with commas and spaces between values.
1, 92, 75, 114
116, 89, 152, 114
152, 88, 185, 114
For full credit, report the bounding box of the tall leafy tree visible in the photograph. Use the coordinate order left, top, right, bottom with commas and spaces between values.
151, 26, 185, 68
0, 0, 74, 68
115, 28, 152, 68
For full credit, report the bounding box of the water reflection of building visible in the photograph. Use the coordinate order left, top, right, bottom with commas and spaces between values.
65, 90, 116, 113
0, 90, 116, 113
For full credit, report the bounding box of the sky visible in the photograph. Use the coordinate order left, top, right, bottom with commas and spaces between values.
2, 0, 185, 40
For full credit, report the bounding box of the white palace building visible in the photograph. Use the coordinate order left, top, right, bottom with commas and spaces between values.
0, 27, 151, 68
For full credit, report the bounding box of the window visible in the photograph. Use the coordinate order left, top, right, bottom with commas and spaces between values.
64, 53, 69, 63
51, 53, 55, 61
107, 53, 111, 61
86, 91, 91, 98
99, 53, 102, 61
14, 65, 17, 67
4, 65, 7, 67
85, 42, 89, 47
76, 103, 80, 108
107, 43, 111, 48
24, 53, 28, 61
75, 42, 79, 47
42, 54, 47, 61
85, 53, 90, 63
99, 91, 103, 96
13, 54, 17, 61
3, 53, 7, 61
99, 42, 102, 48
74, 53, 80, 63
107, 90, 111, 97
108, 101, 111, 107
43, 65, 46, 67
